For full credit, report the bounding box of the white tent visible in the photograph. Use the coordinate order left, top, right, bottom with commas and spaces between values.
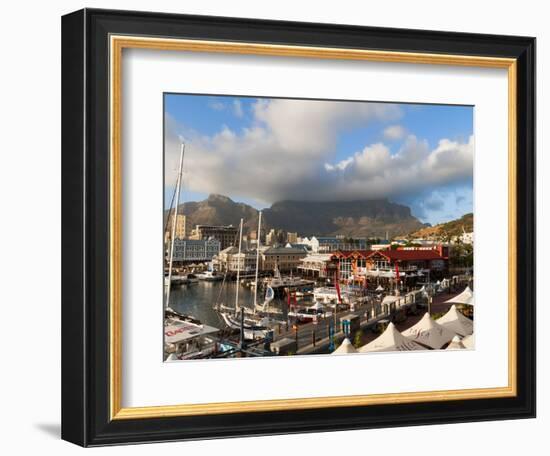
331, 337, 358, 355
436, 305, 474, 337
445, 286, 474, 306
375, 285, 384, 292
165, 353, 179, 361
359, 322, 425, 352
402, 313, 457, 349
461, 334, 475, 349
446, 335, 466, 350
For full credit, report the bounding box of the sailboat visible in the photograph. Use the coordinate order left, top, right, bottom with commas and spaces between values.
218, 213, 284, 339
164, 142, 220, 360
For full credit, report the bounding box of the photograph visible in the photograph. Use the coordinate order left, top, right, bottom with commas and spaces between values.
163, 94, 475, 360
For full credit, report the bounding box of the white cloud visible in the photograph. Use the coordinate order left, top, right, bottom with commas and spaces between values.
323, 135, 473, 200
165, 98, 472, 208
383, 124, 406, 140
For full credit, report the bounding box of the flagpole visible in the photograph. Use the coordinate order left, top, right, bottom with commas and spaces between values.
235, 218, 243, 313
253, 211, 262, 312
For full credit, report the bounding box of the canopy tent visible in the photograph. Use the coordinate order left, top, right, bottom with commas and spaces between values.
446, 335, 466, 350
436, 305, 474, 337
331, 337, 358, 355
359, 322, 425, 353
461, 334, 475, 349
375, 285, 384, 292
402, 313, 457, 349
445, 286, 474, 306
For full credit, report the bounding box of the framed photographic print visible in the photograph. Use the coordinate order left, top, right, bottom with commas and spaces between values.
61, 8, 536, 447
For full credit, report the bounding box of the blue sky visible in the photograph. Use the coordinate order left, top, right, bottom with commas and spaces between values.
164, 94, 473, 225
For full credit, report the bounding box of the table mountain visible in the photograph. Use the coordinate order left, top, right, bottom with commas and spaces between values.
170, 194, 425, 238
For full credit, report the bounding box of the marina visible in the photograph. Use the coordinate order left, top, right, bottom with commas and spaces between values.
162, 137, 475, 361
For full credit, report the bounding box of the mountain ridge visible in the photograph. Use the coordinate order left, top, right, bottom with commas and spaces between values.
168, 193, 427, 238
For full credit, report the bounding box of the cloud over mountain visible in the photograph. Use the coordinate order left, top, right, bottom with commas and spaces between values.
165, 98, 473, 221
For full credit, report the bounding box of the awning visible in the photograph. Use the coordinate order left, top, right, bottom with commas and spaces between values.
436, 305, 474, 337
359, 322, 425, 352
402, 313, 457, 349
331, 337, 358, 354
445, 286, 474, 306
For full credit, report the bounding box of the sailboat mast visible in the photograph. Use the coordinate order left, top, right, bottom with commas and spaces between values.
253, 211, 262, 310
165, 142, 185, 308
234, 218, 244, 312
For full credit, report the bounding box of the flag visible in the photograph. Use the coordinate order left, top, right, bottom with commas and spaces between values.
265, 286, 274, 303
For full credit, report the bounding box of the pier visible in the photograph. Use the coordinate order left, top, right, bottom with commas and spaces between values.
269, 289, 424, 355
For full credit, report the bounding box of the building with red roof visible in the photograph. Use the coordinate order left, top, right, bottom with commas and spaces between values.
330, 245, 448, 282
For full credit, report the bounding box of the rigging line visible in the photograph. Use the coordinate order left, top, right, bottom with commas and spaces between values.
163, 178, 178, 236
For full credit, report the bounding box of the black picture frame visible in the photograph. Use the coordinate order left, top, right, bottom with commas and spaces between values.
62, 8, 536, 447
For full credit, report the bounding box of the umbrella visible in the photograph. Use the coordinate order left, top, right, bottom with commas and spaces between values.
332, 337, 358, 355
402, 313, 457, 349
436, 305, 474, 336
359, 322, 425, 352
445, 286, 474, 306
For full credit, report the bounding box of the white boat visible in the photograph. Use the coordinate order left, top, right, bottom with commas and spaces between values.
197, 270, 224, 281
288, 301, 332, 322
295, 289, 314, 299
184, 273, 199, 283
267, 266, 308, 288
164, 274, 189, 287
163, 142, 221, 360
313, 286, 350, 304
220, 312, 271, 339
218, 214, 285, 339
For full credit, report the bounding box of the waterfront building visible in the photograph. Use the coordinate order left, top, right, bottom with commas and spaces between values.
286, 232, 298, 244
266, 228, 286, 246
172, 238, 221, 263
297, 253, 333, 278
190, 224, 238, 250
213, 246, 258, 272
299, 236, 368, 253
164, 213, 186, 243
330, 245, 449, 281
261, 246, 308, 272
330, 250, 371, 279
366, 246, 448, 272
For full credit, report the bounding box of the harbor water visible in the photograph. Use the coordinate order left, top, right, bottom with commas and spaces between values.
168, 281, 290, 328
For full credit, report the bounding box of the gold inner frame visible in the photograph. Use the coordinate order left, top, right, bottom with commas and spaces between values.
109, 35, 517, 420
